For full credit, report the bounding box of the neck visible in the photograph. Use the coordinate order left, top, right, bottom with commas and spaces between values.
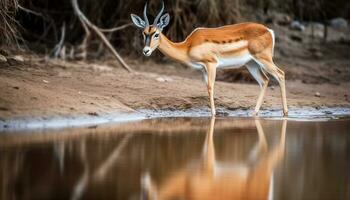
158, 34, 189, 63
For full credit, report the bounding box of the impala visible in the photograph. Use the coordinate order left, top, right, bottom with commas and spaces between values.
131, 2, 288, 116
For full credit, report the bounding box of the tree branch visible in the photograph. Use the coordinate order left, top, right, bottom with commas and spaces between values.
51, 22, 66, 58
18, 5, 44, 17
71, 0, 133, 72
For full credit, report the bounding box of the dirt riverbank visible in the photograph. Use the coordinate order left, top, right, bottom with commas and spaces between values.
0, 55, 349, 121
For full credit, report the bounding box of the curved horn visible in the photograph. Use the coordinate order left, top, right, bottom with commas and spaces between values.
153, 1, 164, 26
143, 2, 149, 26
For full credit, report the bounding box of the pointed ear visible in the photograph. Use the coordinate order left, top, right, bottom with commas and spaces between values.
130, 14, 146, 29
157, 13, 170, 30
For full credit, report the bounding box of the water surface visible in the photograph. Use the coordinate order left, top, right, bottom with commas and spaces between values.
1, 117, 349, 200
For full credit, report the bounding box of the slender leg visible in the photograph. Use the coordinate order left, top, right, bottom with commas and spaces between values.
266, 119, 287, 171
202, 117, 216, 174
205, 62, 217, 116
280, 119, 287, 149
201, 68, 208, 85
255, 119, 268, 152
254, 80, 269, 115
141, 172, 158, 200
278, 71, 288, 116
253, 56, 288, 116
246, 61, 270, 116
248, 119, 268, 163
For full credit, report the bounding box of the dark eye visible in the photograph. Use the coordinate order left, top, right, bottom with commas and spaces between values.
154, 33, 159, 38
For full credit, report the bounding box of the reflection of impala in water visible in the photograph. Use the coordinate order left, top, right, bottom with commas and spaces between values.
141, 118, 287, 200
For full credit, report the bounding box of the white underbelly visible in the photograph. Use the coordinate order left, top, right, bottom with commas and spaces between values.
217, 54, 252, 69
215, 162, 249, 178
187, 62, 204, 70
187, 54, 252, 70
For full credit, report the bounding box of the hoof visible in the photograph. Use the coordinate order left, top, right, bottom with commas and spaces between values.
283, 110, 288, 117
252, 111, 258, 117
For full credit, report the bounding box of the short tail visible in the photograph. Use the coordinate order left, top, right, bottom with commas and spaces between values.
267, 29, 275, 56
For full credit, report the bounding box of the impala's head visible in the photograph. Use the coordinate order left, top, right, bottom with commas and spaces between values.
130, 1, 170, 56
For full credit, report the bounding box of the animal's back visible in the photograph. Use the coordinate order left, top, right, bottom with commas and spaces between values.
185, 22, 270, 47
185, 23, 272, 69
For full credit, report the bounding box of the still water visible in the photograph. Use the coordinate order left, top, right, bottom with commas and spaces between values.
0, 117, 349, 200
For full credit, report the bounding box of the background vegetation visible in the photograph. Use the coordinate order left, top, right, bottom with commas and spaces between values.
1, 0, 349, 58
